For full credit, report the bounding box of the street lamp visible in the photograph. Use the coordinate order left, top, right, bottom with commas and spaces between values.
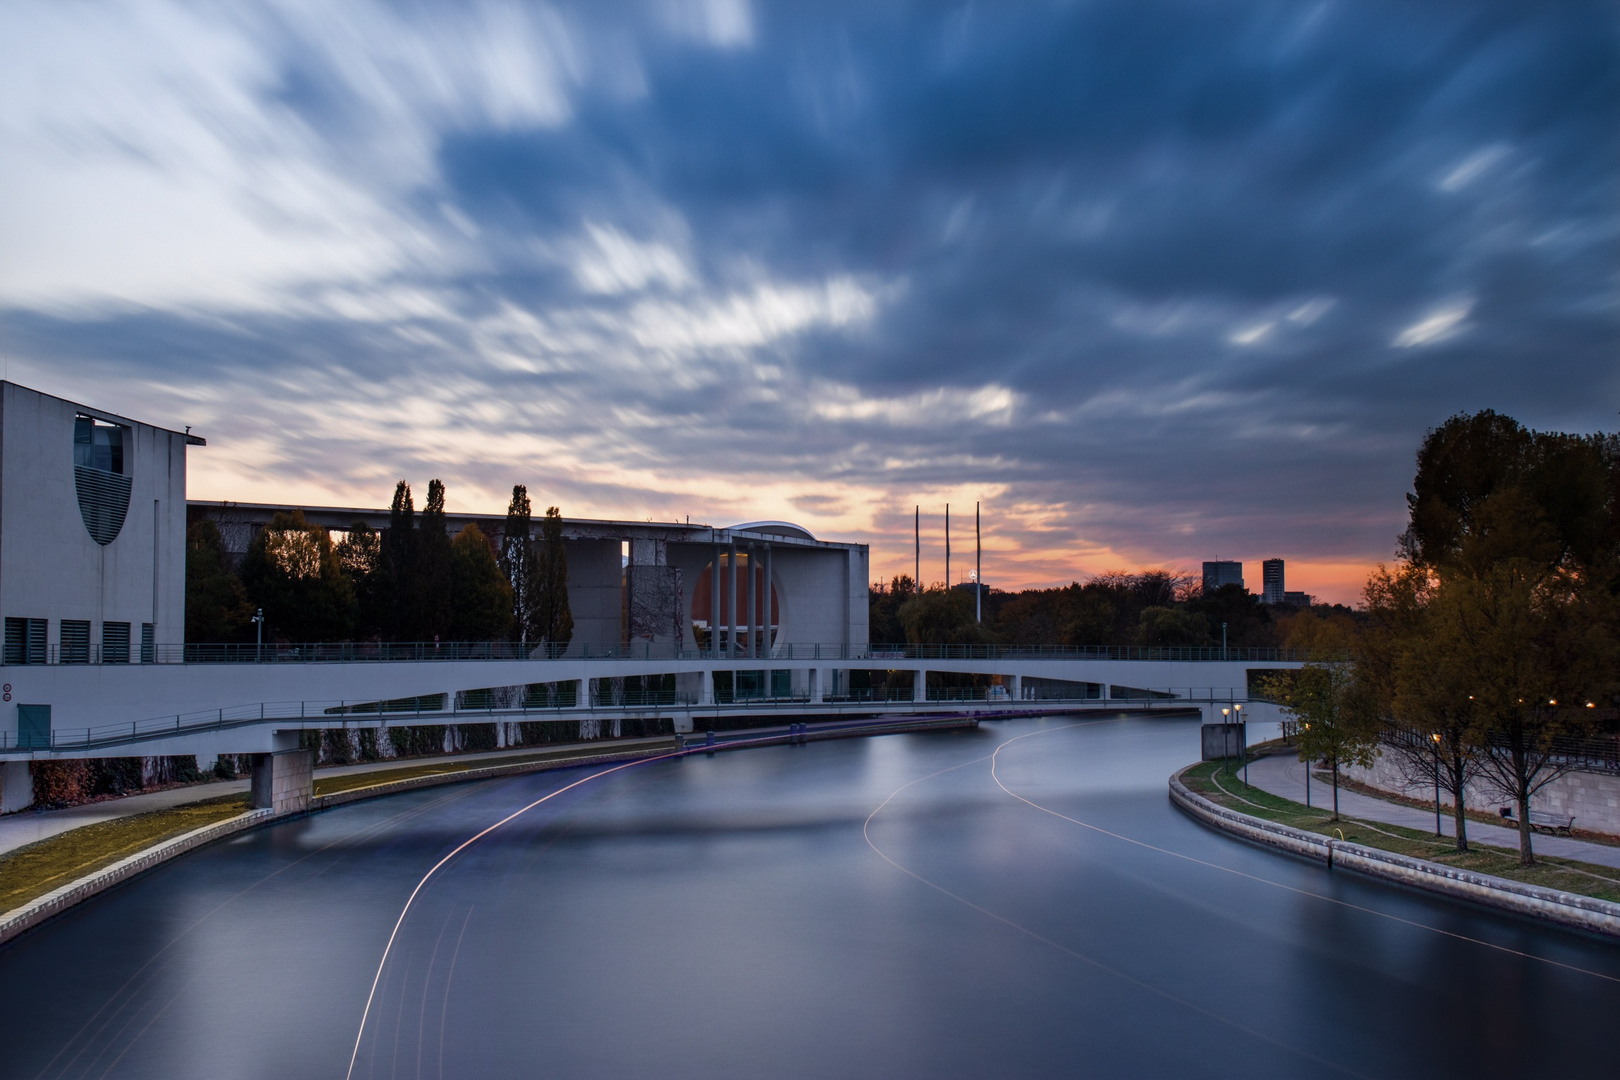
1431, 732, 1442, 837
1221, 706, 1231, 776
1302, 721, 1311, 809
252, 608, 264, 662
1235, 702, 1246, 785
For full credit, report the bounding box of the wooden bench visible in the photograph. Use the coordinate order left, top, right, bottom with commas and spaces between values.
1498, 806, 1576, 835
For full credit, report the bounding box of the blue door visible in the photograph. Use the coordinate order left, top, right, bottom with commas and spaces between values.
17, 704, 50, 749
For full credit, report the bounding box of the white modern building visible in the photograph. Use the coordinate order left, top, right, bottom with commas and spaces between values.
0, 382, 200, 668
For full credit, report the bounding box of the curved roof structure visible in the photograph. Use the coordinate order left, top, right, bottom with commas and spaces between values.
727, 520, 817, 542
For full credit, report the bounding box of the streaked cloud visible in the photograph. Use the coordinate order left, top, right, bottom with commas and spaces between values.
1, 1, 1615, 605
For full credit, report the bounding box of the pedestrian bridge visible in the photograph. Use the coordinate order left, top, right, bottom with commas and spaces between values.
0, 641, 1304, 761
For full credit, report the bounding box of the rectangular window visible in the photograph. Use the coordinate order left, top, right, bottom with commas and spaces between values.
4, 618, 47, 665
60, 620, 91, 664
141, 623, 155, 664
103, 621, 131, 664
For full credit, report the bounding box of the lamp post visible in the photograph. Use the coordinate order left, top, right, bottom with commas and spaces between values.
1235, 702, 1246, 785
1303, 721, 1311, 808
1431, 732, 1443, 837
252, 608, 264, 662
1221, 706, 1231, 775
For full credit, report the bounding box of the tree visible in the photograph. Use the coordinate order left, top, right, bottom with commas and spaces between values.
1135, 605, 1209, 646
499, 485, 536, 645
185, 519, 253, 642
239, 510, 355, 642
1396, 414, 1615, 864
898, 586, 994, 646
1270, 661, 1378, 821
415, 479, 453, 642
869, 574, 916, 644
383, 481, 415, 640
533, 506, 573, 651
1362, 563, 1481, 852
450, 524, 514, 642
337, 521, 386, 640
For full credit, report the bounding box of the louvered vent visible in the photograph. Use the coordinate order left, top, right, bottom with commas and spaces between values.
75, 464, 132, 545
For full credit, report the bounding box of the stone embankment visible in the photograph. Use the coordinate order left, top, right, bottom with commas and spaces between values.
1169, 767, 1620, 940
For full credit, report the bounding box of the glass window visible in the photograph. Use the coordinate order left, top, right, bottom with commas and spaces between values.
73, 414, 125, 474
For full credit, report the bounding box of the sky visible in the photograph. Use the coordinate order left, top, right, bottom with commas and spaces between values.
0, 1, 1615, 605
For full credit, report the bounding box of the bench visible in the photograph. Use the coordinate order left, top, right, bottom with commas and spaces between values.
1498, 806, 1576, 835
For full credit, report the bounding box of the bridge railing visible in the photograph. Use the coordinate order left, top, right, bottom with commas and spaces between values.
1, 640, 1317, 666
0, 687, 1263, 754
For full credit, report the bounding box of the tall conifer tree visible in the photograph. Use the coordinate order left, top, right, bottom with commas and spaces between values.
417, 479, 453, 642
500, 485, 535, 646
384, 481, 414, 640
534, 506, 573, 651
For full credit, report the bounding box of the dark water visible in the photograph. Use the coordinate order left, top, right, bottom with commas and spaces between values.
3, 715, 1618, 1079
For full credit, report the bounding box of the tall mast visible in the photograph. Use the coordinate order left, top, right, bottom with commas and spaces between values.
975, 500, 981, 623
945, 504, 950, 589
914, 505, 919, 592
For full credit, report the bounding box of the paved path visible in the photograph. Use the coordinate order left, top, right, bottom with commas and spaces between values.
1240, 751, 1620, 870
0, 738, 670, 857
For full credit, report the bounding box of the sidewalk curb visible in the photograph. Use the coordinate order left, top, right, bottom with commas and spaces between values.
1169, 767, 1620, 939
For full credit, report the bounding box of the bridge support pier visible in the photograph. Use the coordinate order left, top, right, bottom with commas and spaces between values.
250, 746, 313, 815
1008, 674, 1022, 701
913, 668, 927, 704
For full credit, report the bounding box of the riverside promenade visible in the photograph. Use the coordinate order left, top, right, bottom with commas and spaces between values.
0, 740, 665, 856
1241, 750, 1620, 870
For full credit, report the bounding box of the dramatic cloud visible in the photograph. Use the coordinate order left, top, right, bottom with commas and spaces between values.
2, 0, 1616, 603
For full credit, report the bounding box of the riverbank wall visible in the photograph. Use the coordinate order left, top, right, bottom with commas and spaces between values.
1169, 767, 1620, 940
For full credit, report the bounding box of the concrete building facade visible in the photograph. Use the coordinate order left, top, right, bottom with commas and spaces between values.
0, 383, 200, 666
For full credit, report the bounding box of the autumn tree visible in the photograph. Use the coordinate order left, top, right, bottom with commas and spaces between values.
239, 510, 355, 642
1270, 660, 1378, 820
337, 521, 386, 640
898, 586, 994, 646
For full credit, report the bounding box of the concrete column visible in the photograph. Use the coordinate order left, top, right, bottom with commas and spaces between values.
745, 542, 756, 661
710, 540, 722, 658
701, 668, 715, 705
1, 760, 35, 813
250, 748, 313, 815
809, 668, 823, 703
913, 668, 927, 703
1009, 674, 1023, 701
763, 543, 773, 657
727, 541, 738, 659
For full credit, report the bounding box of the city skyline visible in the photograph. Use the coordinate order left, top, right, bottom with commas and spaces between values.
2, 2, 1615, 606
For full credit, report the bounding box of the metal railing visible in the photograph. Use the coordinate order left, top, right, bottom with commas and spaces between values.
0, 686, 1263, 754
2, 641, 1314, 666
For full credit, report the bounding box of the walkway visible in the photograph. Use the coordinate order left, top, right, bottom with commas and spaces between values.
1241, 750, 1620, 870
0, 737, 671, 857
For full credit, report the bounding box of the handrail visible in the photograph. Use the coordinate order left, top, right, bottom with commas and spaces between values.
0, 641, 1323, 666
0, 687, 1255, 754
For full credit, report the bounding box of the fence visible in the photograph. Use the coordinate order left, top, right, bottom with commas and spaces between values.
2, 640, 1317, 666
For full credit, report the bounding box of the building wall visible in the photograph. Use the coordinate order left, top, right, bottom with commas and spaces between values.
0, 383, 189, 652
1342, 753, 1620, 837
563, 538, 622, 649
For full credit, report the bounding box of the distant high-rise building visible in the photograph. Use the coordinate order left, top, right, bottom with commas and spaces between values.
1202, 560, 1244, 594
1283, 591, 1313, 607
1261, 559, 1285, 605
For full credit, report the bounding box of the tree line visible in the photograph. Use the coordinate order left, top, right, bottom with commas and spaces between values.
186, 482, 572, 648
1270, 411, 1619, 866
870, 568, 1348, 651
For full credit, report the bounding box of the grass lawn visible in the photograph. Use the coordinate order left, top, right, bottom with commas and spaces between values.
0, 793, 252, 916
1183, 759, 1620, 904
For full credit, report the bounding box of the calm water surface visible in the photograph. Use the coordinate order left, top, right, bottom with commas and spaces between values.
2, 714, 1617, 1079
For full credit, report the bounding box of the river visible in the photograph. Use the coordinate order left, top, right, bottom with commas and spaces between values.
3, 714, 1617, 1079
